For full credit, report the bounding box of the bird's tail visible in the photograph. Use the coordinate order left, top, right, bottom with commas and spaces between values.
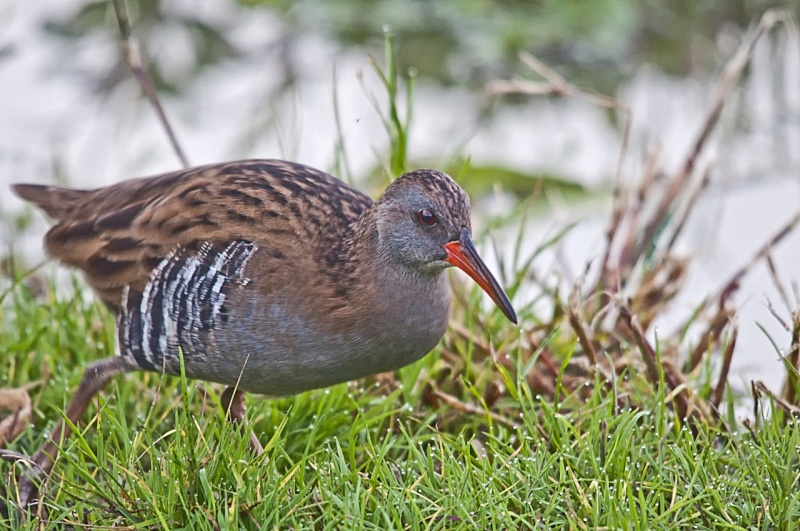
11, 184, 91, 221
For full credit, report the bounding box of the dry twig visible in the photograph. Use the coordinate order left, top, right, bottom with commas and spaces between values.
754, 380, 800, 419
112, 0, 189, 168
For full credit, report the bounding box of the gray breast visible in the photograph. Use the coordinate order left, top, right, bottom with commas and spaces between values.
213, 268, 451, 396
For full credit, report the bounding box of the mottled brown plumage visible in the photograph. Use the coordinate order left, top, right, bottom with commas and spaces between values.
10, 158, 516, 509
14, 160, 373, 310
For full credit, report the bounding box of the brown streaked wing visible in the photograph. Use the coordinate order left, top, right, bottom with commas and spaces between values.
28, 160, 374, 310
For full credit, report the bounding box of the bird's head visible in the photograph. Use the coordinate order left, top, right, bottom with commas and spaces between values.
373, 169, 517, 324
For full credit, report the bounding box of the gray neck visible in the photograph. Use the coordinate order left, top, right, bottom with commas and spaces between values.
364, 254, 452, 342
353, 206, 452, 344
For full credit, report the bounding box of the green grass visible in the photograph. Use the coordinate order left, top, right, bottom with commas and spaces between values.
1, 276, 799, 529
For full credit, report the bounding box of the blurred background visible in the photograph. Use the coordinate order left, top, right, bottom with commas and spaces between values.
1, 0, 799, 397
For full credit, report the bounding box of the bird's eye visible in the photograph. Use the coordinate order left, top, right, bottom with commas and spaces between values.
418, 209, 437, 226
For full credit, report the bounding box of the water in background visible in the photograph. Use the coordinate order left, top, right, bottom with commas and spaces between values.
1, 0, 799, 397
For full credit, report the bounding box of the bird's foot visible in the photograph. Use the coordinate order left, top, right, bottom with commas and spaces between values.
220, 386, 264, 455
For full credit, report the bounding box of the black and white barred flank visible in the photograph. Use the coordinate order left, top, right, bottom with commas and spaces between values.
116, 241, 258, 372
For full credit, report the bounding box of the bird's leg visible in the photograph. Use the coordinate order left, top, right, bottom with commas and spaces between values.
220, 386, 264, 454
15, 356, 134, 513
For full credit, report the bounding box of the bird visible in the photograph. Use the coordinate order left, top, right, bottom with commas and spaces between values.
10, 158, 517, 507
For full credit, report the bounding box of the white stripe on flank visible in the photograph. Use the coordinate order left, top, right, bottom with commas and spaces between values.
116, 241, 258, 371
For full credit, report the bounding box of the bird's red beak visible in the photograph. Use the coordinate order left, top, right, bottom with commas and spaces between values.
444, 228, 517, 324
